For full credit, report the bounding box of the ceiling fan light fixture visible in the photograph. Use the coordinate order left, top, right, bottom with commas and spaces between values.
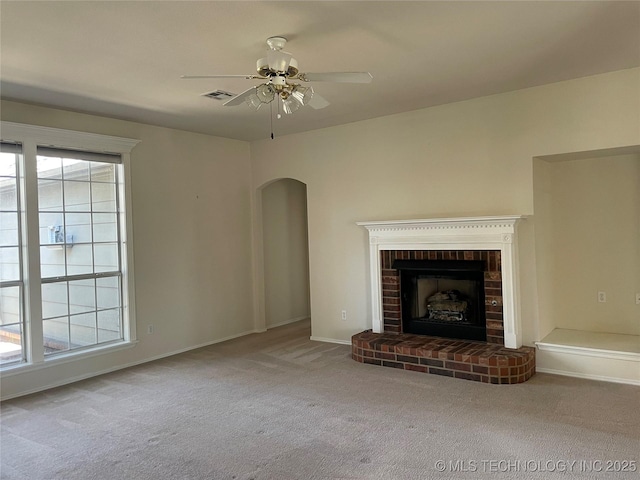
281, 97, 300, 114
291, 85, 314, 106
245, 92, 263, 110
256, 84, 275, 103
245, 84, 276, 110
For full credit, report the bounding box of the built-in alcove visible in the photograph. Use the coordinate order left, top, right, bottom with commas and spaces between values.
533, 146, 640, 384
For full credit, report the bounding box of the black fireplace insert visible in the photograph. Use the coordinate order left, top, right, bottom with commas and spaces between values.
393, 259, 486, 341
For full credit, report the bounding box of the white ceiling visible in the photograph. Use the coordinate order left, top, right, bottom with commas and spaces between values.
1, 1, 639, 142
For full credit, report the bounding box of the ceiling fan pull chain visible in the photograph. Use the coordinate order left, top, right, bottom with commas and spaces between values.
270, 101, 274, 140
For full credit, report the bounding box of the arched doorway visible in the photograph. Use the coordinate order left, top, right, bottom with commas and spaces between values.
260, 178, 310, 329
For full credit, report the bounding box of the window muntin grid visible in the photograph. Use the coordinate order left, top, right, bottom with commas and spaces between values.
37, 151, 123, 355
0, 146, 25, 365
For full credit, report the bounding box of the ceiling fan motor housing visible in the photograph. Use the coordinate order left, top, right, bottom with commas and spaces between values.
257, 57, 299, 78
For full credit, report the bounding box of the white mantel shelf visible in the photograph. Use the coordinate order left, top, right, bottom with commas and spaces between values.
357, 215, 523, 224
357, 216, 526, 349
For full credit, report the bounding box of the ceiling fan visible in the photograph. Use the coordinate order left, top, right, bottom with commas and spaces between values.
182, 36, 373, 115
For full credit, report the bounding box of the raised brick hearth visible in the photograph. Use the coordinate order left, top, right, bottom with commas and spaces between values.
352, 330, 536, 384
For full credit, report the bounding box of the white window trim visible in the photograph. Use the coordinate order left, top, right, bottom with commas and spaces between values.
0, 122, 140, 369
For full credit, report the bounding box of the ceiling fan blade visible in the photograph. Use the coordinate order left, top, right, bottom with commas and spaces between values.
267, 50, 292, 73
299, 72, 373, 83
181, 75, 262, 79
308, 92, 330, 109
223, 86, 257, 106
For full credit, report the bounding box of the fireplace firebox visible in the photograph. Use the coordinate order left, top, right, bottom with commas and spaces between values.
393, 259, 486, 341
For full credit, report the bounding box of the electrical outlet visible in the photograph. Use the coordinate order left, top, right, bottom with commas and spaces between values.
636, 293, 640, 305
598, 292, 606, 303
341, 310, 347, 321
147, 324, 154, 334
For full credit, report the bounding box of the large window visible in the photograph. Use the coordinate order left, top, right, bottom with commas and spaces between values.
38, 148, 124, 355
0, 143, 24, 364
0, 123, 138, 368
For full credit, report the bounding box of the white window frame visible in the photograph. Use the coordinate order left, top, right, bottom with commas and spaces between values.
0, 122, 139, 371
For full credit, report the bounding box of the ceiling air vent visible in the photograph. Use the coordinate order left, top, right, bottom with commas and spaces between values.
202, 90, 236, 101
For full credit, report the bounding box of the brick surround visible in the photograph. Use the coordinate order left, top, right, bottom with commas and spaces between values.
352, 330, 536, 384
381, 249, 504, 344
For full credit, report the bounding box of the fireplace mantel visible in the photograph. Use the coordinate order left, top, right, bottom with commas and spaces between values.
357, 216, 526, 348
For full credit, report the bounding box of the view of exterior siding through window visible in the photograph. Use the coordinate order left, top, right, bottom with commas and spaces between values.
37, 151, 123, 354
0, 146, 24, 365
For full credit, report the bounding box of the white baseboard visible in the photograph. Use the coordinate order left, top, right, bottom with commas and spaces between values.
0, 328, 263, 401
267, 316, 309, 329
310, 336, 352, 345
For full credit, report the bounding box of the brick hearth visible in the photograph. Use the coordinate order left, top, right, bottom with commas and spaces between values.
352, 330, 536, 384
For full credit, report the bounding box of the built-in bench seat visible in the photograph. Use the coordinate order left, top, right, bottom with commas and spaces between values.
535, 329, 640, 385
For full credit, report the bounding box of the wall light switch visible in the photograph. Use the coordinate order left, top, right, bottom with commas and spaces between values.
598, 292, 606, 303
636, 293, 640, 305
341, 310, 347, 321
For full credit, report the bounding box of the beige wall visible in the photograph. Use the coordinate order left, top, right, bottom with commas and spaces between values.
1, 100, 253, 398
262, 179, 310, 328
547, 154, 640, 335
250, 68, 640, 344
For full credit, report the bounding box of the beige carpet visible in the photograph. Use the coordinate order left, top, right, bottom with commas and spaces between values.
1, 319, 639, 479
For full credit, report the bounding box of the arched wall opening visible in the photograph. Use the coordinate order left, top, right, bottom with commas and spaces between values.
258, 178, 311, 329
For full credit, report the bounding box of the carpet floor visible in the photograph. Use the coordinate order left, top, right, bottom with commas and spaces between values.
1, 319, 639, 479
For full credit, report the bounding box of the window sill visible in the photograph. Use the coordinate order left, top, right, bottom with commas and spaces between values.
0, 340, 138, 378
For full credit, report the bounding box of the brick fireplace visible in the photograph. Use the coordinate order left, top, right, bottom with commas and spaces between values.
354, 216, 535, 384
